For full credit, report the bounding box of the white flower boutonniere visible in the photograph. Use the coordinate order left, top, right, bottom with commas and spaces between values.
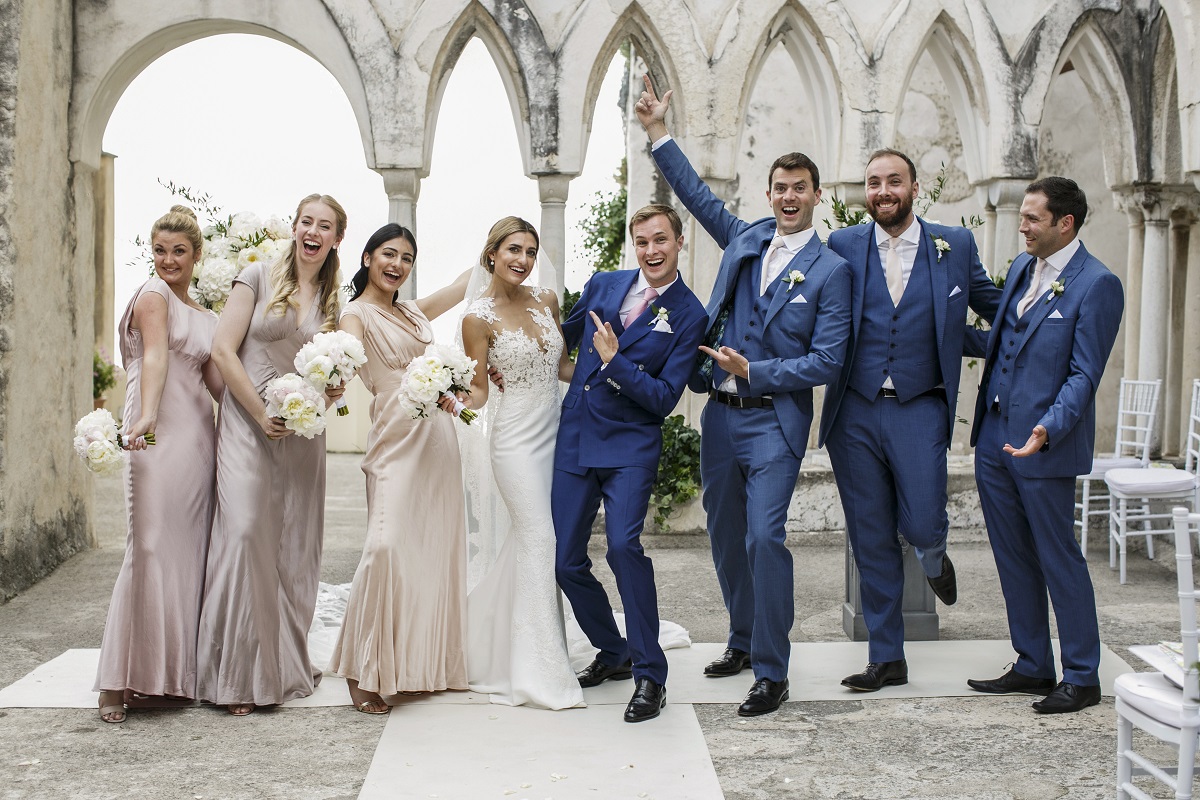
1047, 280, 1065, 302
784, 269, 805, 289
649, 305, 673, 333
930, 234, 951, 262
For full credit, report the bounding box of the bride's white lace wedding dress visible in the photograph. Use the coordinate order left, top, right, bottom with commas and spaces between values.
461, 288, 585, 710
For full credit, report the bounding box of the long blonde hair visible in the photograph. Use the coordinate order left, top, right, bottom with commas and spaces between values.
266, 193, 347, 332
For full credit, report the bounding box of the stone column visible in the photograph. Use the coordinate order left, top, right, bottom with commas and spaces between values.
379, 168, 422, 301
1137, 192, 1170, 398
1113, 188, 1146, 380
987, 179, 1028, 280
537, 173, 573, 299
1166, 197, 1199, 455
1183, 208, 1200, 433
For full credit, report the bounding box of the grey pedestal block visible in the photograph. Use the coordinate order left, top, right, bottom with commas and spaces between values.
842, 534, 939, 641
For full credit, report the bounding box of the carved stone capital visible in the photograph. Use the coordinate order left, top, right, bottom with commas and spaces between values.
536, 173, 575, 205
1111, 183, 1198, 224
984, 178, 1030, 210
377, 168, 422, 203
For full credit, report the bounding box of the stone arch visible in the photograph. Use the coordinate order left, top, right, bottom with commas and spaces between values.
736, 3, 841, 176
70, 5, 372, 171
1151, 17, 1183, 183
900, 13, 990, 184
1047, 21, 1139, 187
424, 1, 557, 177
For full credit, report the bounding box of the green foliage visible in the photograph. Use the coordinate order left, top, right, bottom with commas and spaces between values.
93, 347, 117, 400
560, 289, 581, 322
579, 159, 628, 273
650, 415, 702, 527
824, 194, 869, 230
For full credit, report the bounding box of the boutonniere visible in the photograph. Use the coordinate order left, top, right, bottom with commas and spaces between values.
930, 234, 951, 262
1046, 280, 1065, 302
784, 269, 805, 289
648, 305, 673, 333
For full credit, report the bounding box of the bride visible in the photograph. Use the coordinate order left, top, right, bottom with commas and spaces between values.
458, 217, 585, 710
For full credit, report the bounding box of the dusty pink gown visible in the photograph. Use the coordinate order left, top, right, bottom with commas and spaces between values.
196, 263, 330, 706
326, 300, 468, 695
94, 277, 218, 699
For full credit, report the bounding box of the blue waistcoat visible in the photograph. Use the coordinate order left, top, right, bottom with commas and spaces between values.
847, 241, 941, 400
714, 253, 787, 395
985, 270, 1037, 410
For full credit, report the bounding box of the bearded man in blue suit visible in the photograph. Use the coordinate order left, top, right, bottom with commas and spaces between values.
966, 177, 1123, 714
821, 149, 1002, 692
636, 76, 852, 716
553, 203, 706, 723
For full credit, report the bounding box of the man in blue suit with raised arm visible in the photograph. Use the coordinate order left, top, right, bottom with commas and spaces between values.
553, 203, 707, 723
821, 149, 1002, 692
966, 177, 1123, 714
635, 75, 852, 716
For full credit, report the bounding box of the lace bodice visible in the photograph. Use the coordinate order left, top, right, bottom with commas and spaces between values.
465, 288, 562, 394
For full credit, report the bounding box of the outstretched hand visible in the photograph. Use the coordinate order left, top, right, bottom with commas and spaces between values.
635, 74, 672, 140
1004, 424, 1048, 458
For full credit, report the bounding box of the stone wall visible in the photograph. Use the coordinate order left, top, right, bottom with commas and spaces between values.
0, 0, 91, 602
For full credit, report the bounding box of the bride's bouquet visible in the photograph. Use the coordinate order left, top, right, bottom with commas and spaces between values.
263, 373, 328, 439
398, 343, 478, 424
295, 330, 368, 416
72, 409, 156, 475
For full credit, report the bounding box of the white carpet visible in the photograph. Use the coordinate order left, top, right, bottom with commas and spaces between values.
0, 640, 1132, 709
358, 702, 723, 800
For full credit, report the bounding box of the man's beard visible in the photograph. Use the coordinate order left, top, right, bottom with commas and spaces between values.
868, 193, 913, 227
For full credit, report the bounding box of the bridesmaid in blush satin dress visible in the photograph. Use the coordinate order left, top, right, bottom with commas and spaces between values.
95, 206, 225, 723
326, 224, 474, 714
196, 194, 348, 716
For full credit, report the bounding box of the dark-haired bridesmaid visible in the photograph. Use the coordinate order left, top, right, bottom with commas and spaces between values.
327, 223, 473, 714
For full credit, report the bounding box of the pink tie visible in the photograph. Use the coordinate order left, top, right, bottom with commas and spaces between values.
625, 287, 658, 325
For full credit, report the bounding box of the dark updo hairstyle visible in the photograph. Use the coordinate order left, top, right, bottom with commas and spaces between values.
349, 223, 418, 302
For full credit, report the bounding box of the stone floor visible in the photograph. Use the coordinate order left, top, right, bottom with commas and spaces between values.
0, 452, 1190, 799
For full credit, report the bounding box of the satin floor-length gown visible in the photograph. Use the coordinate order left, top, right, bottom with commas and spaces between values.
94, 277, 218, 699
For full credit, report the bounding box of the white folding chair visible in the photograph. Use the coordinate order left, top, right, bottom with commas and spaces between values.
1076, 378, 1161, 557
1108, 380, 1200, 584
1115, 507, 1200, 800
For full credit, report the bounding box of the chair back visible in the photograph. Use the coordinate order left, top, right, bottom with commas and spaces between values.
1173, 506, 1200, 716
1186, 379, 1200, 477
1114, 378, 1162, 464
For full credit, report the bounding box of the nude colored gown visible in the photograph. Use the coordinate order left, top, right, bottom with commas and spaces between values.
196, 263, 330, 706
326, 300, 468, 695
94, 277, 218, 699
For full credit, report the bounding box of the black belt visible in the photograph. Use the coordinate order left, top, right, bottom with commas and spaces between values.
879, 387, 945, 401
710, 390, 773, 409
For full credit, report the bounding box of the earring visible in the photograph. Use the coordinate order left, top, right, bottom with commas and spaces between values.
488, 260, 494, 268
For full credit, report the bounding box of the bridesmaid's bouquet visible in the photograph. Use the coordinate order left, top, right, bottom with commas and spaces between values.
295, 330, 368, 416
191, 213, 291, 314
72, 409, 155, 475
263, 373, 327, 439
398, 343, 478, 424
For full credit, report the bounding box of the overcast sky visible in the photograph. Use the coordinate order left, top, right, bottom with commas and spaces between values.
104, 34, 626, 360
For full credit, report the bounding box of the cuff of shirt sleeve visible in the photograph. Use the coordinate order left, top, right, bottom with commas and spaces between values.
651, 135, 672, 151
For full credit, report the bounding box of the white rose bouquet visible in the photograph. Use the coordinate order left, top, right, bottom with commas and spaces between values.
295, 330, 368, 416
72, 408, 156, 475
263, 373, 328, 439
397, 343, 478, 424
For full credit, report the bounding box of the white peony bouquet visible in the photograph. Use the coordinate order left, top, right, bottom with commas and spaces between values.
72, 408, 156, 475
263, 373, 328, 439
398, 343, 478, 424
189, 212, 291, 314
294, 330, 368, 416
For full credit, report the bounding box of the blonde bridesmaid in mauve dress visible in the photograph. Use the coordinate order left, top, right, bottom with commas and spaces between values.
327, 224, 473, 714
196, 195, 347, 715
95, 208, 224, 723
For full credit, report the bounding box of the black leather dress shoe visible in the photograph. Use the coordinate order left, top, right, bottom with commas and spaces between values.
841, 660, 908, 692
703, 647, 751, 677
623, 678, 666, 723
967, 666, 1055, 696
737, 678, 789, 717
576, 658, 632, 688
927, 554, 958, 605
1031, 681, 1101, 714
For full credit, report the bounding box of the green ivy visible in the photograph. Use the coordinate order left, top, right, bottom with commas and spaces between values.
579, 159, 628, 274
93, 347, 117, 400
650, 415, 702, 527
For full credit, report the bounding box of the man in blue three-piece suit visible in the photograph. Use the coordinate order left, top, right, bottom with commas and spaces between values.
636, 76, 853, 716
821, 149, 1003, 692
552, 204, 706, 723
966, 177, 1123, 714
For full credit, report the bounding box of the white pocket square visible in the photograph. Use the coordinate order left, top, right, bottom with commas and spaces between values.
788, 294, 808, 304
1048, 309, 1064, 319
651, 319, 674, 333
948, 285, 962, 298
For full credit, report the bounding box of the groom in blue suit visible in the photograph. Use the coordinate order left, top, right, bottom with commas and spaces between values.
967, 177, 1123, 713
821, 149, 1002, 692
636, 76, 852, 716
553, 204, 706, 723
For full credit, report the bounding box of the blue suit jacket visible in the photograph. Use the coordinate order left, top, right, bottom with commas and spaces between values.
652, 139, 852, 460
969, 243, 1124, 479
820, 219, 1002, 446
554, 268, 706, 475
